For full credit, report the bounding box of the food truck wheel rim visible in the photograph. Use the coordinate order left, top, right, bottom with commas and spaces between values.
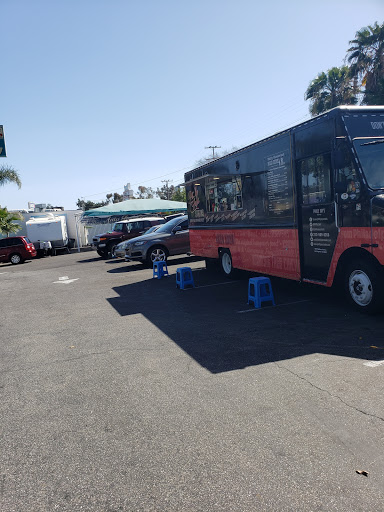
221, 250, 233, 275
343, 258, 384, 313
348, 269, 373, 306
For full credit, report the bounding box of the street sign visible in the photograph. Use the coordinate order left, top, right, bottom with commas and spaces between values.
0, 126, 6, 157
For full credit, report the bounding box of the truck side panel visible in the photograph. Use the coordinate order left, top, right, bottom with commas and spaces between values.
190, 228, 301, 280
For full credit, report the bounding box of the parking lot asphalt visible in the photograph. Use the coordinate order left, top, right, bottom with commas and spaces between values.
1, 251, 384, 511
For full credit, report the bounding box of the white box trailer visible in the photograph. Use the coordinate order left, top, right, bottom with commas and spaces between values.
26, 214, 68, 253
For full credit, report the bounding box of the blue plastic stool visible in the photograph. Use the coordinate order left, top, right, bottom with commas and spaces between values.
176, 267, 195, 289
153, 260, 169, 279
248, 277, 275, 308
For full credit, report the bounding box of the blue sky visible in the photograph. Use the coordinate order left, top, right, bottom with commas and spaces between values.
2, 0, 383, 210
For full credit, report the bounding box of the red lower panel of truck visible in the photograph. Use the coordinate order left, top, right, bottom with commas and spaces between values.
190, 228, 301, 281
326, 226, 376, 286
372, 227, 384, 266
191, 226, 382, 286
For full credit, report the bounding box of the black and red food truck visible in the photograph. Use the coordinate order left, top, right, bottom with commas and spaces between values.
184, 106, 384, 312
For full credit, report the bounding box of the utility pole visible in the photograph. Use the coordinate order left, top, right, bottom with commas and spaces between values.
161, 179, 173, 200
205, 146, 221, 160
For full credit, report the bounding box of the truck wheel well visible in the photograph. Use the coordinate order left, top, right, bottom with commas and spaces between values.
334, 248, 381, 286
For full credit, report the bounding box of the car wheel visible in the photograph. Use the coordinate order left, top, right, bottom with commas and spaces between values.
146, 246, 168, 266
106, 242, 117, 259
220, 249, 237, 278
10, 253, 23, 265
97, 249, 105, 257
343, 259, 384, 314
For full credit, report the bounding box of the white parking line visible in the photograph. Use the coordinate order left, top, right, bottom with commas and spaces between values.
237, 299, 311, 314
196, 281, 239, 289
178, 281, 239, 290
0, 272, 8, 274
53, 276, 79, 285
363, 360, 384, 368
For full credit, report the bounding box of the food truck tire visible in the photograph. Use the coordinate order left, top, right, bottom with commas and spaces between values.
343, 259, 384, 314
220, 249, 237, 278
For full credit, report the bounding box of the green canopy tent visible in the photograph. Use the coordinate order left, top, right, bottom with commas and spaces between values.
81, 198, 187, 224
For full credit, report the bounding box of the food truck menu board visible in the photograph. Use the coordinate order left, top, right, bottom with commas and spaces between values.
265, 150, 292, 217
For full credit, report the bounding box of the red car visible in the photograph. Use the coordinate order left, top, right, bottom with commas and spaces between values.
0, 236, 37, 264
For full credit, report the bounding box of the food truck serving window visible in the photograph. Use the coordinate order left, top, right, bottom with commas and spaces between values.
206, 177, 243, 212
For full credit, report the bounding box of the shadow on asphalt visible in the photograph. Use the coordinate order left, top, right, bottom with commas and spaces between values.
0, 260, 33, 268
107, 267, 384, 374
106, 256, 203, 273
77, 256, 105, 263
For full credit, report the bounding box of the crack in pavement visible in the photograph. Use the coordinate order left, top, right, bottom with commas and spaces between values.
274, 361, 384, 423
0, 345, 170, 375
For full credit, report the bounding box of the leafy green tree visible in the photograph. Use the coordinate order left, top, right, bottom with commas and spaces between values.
156, 183, 175, 200
0, 207, 23, 236
347, 22, 384, 105
76, 198, 109, 211
136, 186, 155, 199
112, 192, 123, 203
171, 186, 186, 202
0, 165, 22, 189
305, 66, 358, 116
106, 192, 124, 204
194, 147, 239, 167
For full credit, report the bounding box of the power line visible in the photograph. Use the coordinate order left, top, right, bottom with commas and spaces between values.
81, 101, 312, 200
83, 165, 192, 199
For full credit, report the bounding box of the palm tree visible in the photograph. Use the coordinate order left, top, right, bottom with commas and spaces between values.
347, 22, 384, 105
0, 207, 23, 236
305, 66, 358, 116
0, 165, 22, 188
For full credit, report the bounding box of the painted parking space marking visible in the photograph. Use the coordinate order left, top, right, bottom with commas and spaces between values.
176, 280, 239, 290
195, 281, 239, 289
363, 360, 384, 368
237, 299, 311, 314
53, 276, 79, 284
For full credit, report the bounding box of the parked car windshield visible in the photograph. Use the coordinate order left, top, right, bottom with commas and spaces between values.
152, 216, 187, 234
144, 225, 161, 235
353, 138, 384, 189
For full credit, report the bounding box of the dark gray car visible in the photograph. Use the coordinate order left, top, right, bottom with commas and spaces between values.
124, 215, 190, 265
